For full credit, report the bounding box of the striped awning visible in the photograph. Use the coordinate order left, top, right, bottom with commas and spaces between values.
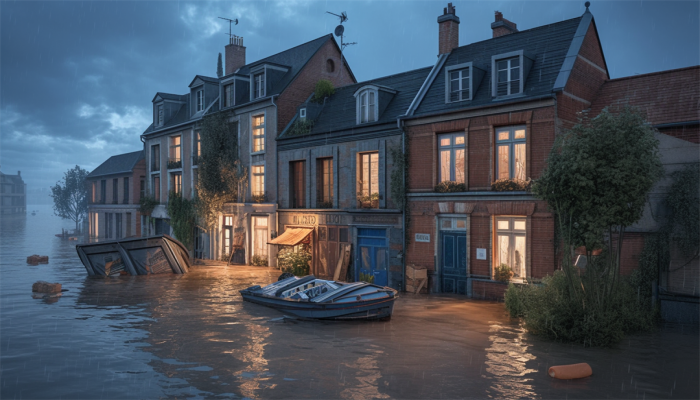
268, 228, 313, 246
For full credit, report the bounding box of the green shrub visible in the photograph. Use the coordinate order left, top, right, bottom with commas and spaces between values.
312, 79, 335, 103
288, 118, 314, 136
251, 255, 268, 266
504, 271, 657, 347
492, 178, 531, 191
494, 263, 514, 282
359, 272, 375, 284
434, 181, 466, 193
277, 247, 311, 276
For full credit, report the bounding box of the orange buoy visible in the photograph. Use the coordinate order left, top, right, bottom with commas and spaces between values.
548, 363, 592, 379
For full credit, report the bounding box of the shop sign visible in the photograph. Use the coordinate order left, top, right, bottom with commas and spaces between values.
415, 233, 430, 243
292, 215, 317, 226
323, 214, 345, 225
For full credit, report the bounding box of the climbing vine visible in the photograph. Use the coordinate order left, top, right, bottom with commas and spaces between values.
166, 191, 197, 251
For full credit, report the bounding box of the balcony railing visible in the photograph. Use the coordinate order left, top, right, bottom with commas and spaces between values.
167, 157, 182, 170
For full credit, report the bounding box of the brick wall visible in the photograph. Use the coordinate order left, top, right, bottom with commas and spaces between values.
530, 214, 555, 278
277, 38, 355, 135
472, 280, 508, 300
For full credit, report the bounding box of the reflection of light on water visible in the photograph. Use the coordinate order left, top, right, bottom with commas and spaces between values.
483, 323, 538, 399
340, 344, 389, 400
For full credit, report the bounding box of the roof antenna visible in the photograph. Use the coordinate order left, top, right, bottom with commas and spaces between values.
218, 17, 239, 43
326, 11, 356, 81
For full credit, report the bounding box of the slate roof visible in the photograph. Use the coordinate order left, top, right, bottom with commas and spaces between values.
0, 171, 24, 184
87, 150, 144, 179
282, 66, 432, 139
142, 95, 190, 135
152, 92, 185, 102
589, 66, 700, 126
412, 15, 583, 116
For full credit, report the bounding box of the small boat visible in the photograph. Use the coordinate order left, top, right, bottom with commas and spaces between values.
240, 275, 398, 321
76, 234, 190, 276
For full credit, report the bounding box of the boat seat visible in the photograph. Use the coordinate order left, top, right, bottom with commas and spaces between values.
274, 275, 316, 297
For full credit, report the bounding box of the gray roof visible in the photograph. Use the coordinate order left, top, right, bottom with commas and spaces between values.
87, 150, 144, 179
281, 66, 432, 139
0, 171, 24, 184
412, 15, 584, 116
152, 92, 185, 102
141, 95, 190, 135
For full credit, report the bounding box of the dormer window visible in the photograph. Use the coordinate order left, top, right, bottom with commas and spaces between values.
224, 84, 233, 107
355, 88, 377, 124
196, 89, 204, 112
491, 51, 532, 98
445, 62, 474, 103
253, 72, 265, 99
299, 108, 306, 119
157, 104, 164, 126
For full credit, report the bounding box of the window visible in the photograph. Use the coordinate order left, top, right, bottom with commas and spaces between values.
496, 126, 526, 181
196, 89, 204, 112
252, 165, 264, 196
358, 90, 377, 123
112, 179, 118, 204
317, 158, 333, 206
359, 152, 379, 208
253, 72, 265, 99
169, 136, 181, 168
91, 182, 97, 203
439, 133, 465, 183
192, 168, 199, 197
448, 67, 470, 102
157, 104, 164, 126
223, 216, 233, 257
496, 217, 527, 279
224, 84, 233, 107
300, 108, 306, 119
252, 114, 265, 152
123, 177, 129, 204
115, 213, 122, 239
290, 161, 305, 208
496, 56, 520, 96
126, 212, 132, 237
193, 131, 201, 166
105, 212, 112, 239
170, 172, 182, 194
252, 216, 268, 258
151, 144, 160, 172
152, 175, 160, 202
100, 180, 106, 204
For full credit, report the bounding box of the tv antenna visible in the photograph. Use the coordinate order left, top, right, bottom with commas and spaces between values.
326, 11, 356, 81
218, 17, 239, 41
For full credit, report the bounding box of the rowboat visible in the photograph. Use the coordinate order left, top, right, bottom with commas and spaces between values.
240, 275, 398, 321
76, 234, 190, 276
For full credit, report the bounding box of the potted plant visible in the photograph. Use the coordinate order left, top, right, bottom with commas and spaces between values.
494, 263, 514, 282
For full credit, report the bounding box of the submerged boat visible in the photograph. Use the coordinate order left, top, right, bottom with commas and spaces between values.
240, 275, 398, 320
76, 234, 190, 276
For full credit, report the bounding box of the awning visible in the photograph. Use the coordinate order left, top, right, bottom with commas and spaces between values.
268, 228, 313, 246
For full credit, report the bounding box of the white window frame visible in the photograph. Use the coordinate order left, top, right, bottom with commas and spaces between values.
445, 62, 473, 103
495, 125, 527, 181
157, 104, 164, 126
196, 89, 204, 112
224, 83, 233, 107
253, 72, 265, 99
299, 108, 306, 119
354, 86, 379, 124
251, 112, 265, 154
438, 132, 466, 183
491, 50, 527, 98
495, 216, 527, 279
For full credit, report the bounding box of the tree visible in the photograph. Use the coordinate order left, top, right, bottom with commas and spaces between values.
217, 53, 223, 78
533, 105, 663, 308
50, 165, 89, 231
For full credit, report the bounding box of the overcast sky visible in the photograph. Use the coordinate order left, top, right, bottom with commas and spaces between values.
1, 0, 698, 195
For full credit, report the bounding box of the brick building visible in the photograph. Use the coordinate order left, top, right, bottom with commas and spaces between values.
0, 168, 26, 215
86, 150, 146, 240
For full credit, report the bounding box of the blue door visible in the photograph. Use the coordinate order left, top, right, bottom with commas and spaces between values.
441, 232, 467, 294
356, 228, 388, 287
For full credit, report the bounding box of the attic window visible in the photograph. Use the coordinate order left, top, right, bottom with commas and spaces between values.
445, 62, 473, 103
196, 89, 204, 112
224, 84, 233, 107
254, 72, 265, 99
326, 59, 335, 73
300, 108, 307, 119
356, 89, 377, 124
157, 104, 164, 126
491, 51, 530, 98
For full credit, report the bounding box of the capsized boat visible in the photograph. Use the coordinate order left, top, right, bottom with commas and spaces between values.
76, 234, 190, 276
240, 275, 398, 320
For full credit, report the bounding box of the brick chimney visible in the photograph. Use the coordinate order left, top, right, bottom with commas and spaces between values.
491, 11, 518, 38
438, 3, 460, 55
225, 35, 246, 75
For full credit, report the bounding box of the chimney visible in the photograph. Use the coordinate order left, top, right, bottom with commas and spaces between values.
225, 35, 246, 75
491, 11, 518, 38
17, 171, 21, 177
438, 3, 460, 55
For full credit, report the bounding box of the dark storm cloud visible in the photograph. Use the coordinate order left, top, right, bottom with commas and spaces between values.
1, 1, 698, 193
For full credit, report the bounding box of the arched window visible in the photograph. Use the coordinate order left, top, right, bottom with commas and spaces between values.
326, 59, 335, 73
354, 87, 378, 124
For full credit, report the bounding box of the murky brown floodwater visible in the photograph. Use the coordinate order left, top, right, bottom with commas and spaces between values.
2, 205, 698, 399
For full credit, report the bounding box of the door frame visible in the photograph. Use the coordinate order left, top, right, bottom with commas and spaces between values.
436, 215, 469, 293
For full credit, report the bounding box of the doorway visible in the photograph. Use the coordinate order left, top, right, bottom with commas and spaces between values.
440, 218, 467, 294
356, 228, 388, 286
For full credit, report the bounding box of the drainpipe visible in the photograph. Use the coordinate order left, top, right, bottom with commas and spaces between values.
397, 116, 407, 293
271, 95, 279, 267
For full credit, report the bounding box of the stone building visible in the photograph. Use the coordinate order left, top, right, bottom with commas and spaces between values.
86, 150, 146, 240
0, 168, 26, 215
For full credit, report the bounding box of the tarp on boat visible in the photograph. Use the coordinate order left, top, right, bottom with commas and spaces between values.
268, 228, 313, 246
76, 235, 191, 276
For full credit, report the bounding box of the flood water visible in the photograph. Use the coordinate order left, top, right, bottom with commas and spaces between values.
1, 205, 698, 399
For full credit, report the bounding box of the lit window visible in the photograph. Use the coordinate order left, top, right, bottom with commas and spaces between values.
224, 84, 233, 107
496, 57, 520, 96
196, 89, 204, 112
358, 90, 377, 123
496, 217, 527, 279
449, 68, 470, 102
169, 136, 181, 169
496, 126, 526, 181
438, 133, 465, 183
252, 165, 265, 196
170, 172, 182, 194
252, 114, 265, 152
358, 152, 379, 208
254, 72, 265, 99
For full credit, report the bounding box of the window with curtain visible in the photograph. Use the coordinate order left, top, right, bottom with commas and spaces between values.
496, 125, 526, 181
496, 217, 527, 278
316, 158, 333, 206
438, 133, 465, 183
252, 165, 265, 196
252, 114, 265, 152
358, 152, 379, 208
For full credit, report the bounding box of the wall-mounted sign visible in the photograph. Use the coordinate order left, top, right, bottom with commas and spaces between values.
476, 248, 487, 260
415, 233, 430, 243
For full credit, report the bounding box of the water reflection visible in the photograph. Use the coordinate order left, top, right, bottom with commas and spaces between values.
483, 322, 538, 399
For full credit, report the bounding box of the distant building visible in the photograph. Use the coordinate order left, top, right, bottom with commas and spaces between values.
0, 169, 26, 215
86, 151, 146, 240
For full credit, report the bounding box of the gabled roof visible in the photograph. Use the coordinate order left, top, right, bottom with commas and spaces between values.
412, 15, 584, 116
152, 92, 185, 103
0, 171, 24, 184
281, 66, 432, 139
189, 75, 219, 88
87, 150, 144, 179
589, 66, 700, 126
142, 95, 191, 135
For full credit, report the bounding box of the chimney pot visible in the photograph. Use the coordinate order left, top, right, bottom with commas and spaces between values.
437, 3, 460, 55
491, 11, 518, 38
225, 35, 246, 75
